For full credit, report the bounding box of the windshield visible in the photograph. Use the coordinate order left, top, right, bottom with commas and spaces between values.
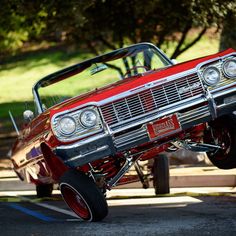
36, 43, 171, 110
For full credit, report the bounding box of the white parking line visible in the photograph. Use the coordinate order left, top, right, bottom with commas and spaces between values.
2, 193, 80, 221
35, 202, 79, 219
18, 195, 201, 220
18, 195, 80, 220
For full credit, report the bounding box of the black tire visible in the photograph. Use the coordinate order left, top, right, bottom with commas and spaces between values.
204, 114, 236, 169
36, 184, 53, 198
153, 154, 170, 195
59, 170, 108, 222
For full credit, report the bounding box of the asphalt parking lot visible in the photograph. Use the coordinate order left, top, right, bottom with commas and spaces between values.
0, 188, 236, 236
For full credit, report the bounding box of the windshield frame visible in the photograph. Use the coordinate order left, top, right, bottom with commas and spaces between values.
33, 43, 172, 114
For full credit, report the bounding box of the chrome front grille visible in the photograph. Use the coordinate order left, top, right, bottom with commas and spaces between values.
100, 73, 204, 126
179, 105, 211, 125
114, 126, 149, 150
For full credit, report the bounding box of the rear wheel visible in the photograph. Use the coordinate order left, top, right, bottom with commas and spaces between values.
59, 170, 108, 222
204, 114, 236, 169
153, 154, 170, 195
36, 184, 53, 198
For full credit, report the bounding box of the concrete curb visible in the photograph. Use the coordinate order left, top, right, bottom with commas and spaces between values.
0, 187, 235, 201
0, 166, 235, 191
170, 175, 236, 187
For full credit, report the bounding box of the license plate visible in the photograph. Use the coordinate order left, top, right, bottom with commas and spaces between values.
147, 114, 181, 139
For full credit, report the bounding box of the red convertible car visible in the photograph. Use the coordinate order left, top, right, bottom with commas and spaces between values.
11, 43, 236, 221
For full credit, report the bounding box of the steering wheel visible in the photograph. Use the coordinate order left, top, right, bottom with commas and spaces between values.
124, 66, 149, 78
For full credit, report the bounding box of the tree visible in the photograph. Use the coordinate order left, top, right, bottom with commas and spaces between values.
38, 0, 236, 58
0, 0, 50, 55
220, 8, 236, 50
0, 0, 235, 58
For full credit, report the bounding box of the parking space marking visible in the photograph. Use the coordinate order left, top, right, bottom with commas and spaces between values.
18, 195, 81, 221
0, 192, 80, 221
8, 203, 57, 222
2, 188, 235, 223
35, 202, 79, 218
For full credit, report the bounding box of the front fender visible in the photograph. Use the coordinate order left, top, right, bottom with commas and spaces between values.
40, 142, 68, 182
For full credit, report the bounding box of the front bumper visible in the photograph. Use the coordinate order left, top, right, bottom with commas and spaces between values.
55, 86, 236, 168
55, 134, 115, 166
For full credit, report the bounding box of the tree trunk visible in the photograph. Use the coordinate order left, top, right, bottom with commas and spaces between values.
220, 11, 236, 51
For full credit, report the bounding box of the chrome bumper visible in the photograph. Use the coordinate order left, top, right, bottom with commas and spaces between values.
55, 86, 236, 167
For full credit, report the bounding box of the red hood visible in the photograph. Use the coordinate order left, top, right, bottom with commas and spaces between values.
50, 48, 235, 116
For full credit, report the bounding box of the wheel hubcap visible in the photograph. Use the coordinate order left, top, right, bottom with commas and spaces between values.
61, 185, 90, 220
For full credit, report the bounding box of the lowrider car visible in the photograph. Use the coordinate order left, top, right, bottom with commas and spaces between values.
11, 43, 236, 221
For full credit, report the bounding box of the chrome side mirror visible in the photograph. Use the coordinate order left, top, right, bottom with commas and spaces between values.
171, 59, 178, 65
23, 110, 34, 123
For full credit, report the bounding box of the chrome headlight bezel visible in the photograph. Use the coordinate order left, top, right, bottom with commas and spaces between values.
51, 106, 103, 142
57, 116, 77, 136
222, 59, 236, 79
202, 66, 221, 86
80, 109, 98, 128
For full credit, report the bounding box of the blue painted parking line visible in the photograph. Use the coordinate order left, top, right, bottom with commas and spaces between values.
8, 203, 58, 222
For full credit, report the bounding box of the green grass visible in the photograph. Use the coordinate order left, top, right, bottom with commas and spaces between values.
0, 49, 93, 123
177, 34, 220, 62
0, 101, 34, 118
0, 50, 92, 104
162, 30, 220, 62
0, 33, 220, 123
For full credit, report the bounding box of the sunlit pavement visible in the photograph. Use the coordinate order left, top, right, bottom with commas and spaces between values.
0, 188, 236, 236
0, 166, 236, 235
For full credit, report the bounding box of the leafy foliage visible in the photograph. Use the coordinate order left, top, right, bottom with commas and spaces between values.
0, 0, 235, 57
220, 8, 236, 50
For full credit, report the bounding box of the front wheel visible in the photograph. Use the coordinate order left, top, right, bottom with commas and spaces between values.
59, 170, 108, 222
204, 115, 236, 169
153, 154, 170, 195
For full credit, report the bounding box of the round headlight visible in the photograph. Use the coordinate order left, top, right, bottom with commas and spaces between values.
223, 59, 236, 78
80, 109, 98, 128
202, 67, 221, 86
58, 116, 76, 135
